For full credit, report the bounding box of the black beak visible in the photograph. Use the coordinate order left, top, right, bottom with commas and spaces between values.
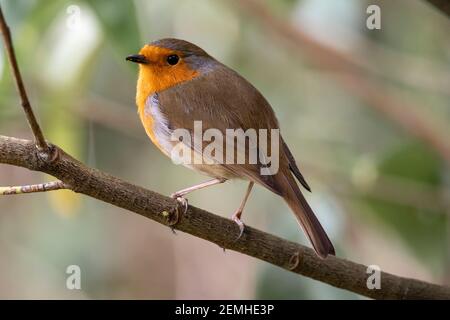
126, 54, 149, 64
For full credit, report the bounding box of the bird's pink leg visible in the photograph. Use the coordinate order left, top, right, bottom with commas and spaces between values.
171, 178, 227, 213
232, 181, 254, 239
169, 178, 227, 228
171, 178, 227, 198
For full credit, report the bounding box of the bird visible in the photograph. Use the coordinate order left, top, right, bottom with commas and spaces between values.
126, 38, 335, 258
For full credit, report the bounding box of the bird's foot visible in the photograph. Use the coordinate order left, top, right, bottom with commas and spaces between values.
168, 194, 189, 232
171, 192, 189, 211
174, 196, 189, 215
231, 211, 245, 241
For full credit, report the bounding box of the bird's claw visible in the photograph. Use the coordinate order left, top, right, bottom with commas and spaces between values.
232, 215, 245, 241
174, 196, 188, 215
171, 193, 188, 216
167, 195, 188, 233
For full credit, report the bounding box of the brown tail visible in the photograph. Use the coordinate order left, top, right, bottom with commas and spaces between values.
282, 173, 335, 258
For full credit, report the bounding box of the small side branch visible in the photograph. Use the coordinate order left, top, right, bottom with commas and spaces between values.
0, 6, 48, 151
0, 181, 68, 195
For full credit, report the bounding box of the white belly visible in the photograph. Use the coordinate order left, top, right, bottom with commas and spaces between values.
145, 94, 235, 179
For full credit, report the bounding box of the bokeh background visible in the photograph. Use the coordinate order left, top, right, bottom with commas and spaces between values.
0, 0, 449, 299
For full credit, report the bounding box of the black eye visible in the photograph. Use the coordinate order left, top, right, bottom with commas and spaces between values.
167, 54, 179, 65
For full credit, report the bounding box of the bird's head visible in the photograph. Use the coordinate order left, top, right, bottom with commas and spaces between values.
127, 38, 216, 98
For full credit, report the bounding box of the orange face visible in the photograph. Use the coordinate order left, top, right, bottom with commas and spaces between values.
135, 45, 199, 111
129, 44, 200, 152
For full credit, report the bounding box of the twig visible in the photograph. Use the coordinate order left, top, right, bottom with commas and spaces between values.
0, 135, 449, 299
0, 180, 67, 195
425, 0, 450, 17
0, 6, 48, 151
232, 0, 450, 165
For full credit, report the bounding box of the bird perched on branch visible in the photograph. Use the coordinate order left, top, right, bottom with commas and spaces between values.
127, 38, 334, 258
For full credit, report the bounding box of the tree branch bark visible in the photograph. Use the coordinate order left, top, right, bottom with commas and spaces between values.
0, 135, 449, 299
0, 6, 48, 151
0, 180, 67, 195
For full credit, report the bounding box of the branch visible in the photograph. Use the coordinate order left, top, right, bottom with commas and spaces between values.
0, 6, 48, 151
232, 0, 450, 165
0, 135, 449, 299
0, 180, 67, 195
425, 0, 450, 17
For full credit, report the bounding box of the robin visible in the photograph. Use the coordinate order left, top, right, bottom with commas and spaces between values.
126, 38, 334, 258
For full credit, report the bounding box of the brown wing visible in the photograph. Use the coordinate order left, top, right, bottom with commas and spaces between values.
282, 137, 311, 192
158, 63, 285, 194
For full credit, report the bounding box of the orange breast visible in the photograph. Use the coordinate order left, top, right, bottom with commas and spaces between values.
138, 107, 162, 151
135, 45, 199, 153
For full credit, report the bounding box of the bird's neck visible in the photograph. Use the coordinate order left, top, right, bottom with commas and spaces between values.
136, 65, 199, 113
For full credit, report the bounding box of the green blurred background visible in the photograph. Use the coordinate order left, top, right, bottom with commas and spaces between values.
0, 0, 449, 299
